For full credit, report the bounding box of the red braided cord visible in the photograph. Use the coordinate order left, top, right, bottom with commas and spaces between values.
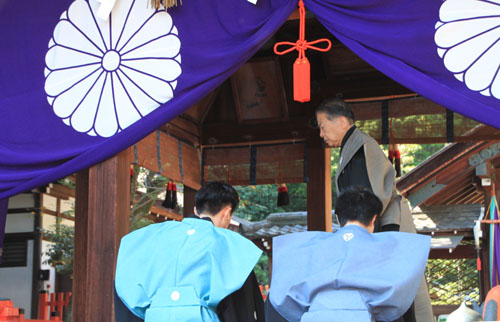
273, 0, 331, 58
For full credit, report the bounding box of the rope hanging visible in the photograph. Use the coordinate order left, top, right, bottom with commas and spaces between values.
274, 0, 331, 102
151, 0, 182, 10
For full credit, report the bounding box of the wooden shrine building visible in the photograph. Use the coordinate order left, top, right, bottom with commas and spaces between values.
71, 12, 500, 322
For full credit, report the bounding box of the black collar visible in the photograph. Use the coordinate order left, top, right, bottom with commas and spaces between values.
340, 125, 356, 153
186, 213, 213, 224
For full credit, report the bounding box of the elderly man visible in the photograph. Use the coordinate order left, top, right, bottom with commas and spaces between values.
266, 186, 431, 322
315, 98, 433, 322
114, 182, 264, 322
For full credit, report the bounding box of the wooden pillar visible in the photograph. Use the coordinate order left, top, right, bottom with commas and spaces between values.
480, 221, 490, 301
306, 135, 332, 232
477, 161, 496, 298
183, 186, 197, 217
73, 148, 131, 322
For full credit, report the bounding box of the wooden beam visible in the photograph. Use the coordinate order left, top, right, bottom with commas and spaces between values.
204, 117, 500, 147
165, 117, 200, 144
181, 88, 221, 126
73, 148, 131, 322
183, 186, 197, 217
149, 204, 183, 221
47, 183, 76, 198
306, 134, 332, 232
134, 131, 202, 190
432, 305, 459, 316
155, 117, 200, 146
428, 244, 476, 259
287, 9, 299, 20
317, 71, 413, 99
202, 117, 309, 145
398, 142, 485, 195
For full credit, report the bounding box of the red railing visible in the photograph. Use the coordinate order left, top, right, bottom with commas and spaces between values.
0, 299, 60, 322
37, 292, 71, 321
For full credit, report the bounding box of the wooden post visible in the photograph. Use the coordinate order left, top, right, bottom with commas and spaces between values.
38, 293, 49, 320
183, 186, 197, 217
306, 135, 332, 232
73, 148, 131, 322
480, 221, 490, 301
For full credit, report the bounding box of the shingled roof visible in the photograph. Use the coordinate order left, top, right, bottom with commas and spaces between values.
235, 203, 481, 240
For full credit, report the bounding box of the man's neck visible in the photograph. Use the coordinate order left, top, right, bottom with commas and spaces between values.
190, 213, 214, 224
343, 221, 369, 231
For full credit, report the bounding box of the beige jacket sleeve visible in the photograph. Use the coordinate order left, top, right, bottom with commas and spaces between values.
362, 132, 401, 227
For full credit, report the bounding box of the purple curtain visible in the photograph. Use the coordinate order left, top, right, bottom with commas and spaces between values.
1, 0, 500, 205
305, 0, 500, 125
0, 198, 9, 264
0, 0, 296, 200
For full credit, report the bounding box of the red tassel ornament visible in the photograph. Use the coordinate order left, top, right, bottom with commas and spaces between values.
171, 182, 178, 209
274, 0, 331, 102
388, 145, 394, 164
394, 146, 401, 177
162, 181, 173, 208
277, 184, 290, 207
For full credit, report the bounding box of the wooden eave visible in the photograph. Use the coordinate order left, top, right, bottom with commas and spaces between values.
397, 132, 500, 207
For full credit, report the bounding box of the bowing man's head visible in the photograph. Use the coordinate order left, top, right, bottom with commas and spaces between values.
194, 181, 239, 229
335, 186, 382, 233
315, 98, 354, 148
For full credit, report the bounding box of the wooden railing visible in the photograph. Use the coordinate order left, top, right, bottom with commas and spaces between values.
0, 299, 60, 322
37, 292, 71, 321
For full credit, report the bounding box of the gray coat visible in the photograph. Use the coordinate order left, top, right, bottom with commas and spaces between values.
335, 128, 415, 233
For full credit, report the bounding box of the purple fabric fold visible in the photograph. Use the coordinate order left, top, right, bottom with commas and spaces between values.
0, 198, 9, 264
305, 0, 500, 127
2, 0, 500, 227
0, 0, 296, 200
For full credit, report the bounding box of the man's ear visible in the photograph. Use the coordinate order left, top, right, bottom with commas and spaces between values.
370, 215, 377, 227
223, 206, 232, 219
194, 207, 199, 216
339, 116, 351, 129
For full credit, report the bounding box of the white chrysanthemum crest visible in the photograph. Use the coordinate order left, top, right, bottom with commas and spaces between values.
45, 0, 182, 137
434, 0, 500, 100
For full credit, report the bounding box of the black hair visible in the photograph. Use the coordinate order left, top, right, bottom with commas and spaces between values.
195, 181, 239, 216
315, 98, 354, 122
335, 186, 382, 227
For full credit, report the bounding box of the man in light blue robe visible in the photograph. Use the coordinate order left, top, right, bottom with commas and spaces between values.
115, 182, 263, 322
266, 186, 431, 322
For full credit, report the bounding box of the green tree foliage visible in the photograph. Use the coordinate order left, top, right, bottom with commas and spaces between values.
42, 223, 74, 276
398, 144, 445, 176
253, 253, 269, 287
129, 165, 165, 231
426, 258, 480, 305
233, 183, 307, 222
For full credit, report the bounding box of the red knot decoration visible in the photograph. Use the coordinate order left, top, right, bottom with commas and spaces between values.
274, 0, 331, 102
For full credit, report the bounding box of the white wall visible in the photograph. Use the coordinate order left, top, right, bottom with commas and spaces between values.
0, 240, 34, 316
40, 240, 56, 295
5, 212, 35, 233
0, 193, 36, 317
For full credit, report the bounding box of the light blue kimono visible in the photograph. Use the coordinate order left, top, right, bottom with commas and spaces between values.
115, 218, 262, 322
269, 225, 431, 322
